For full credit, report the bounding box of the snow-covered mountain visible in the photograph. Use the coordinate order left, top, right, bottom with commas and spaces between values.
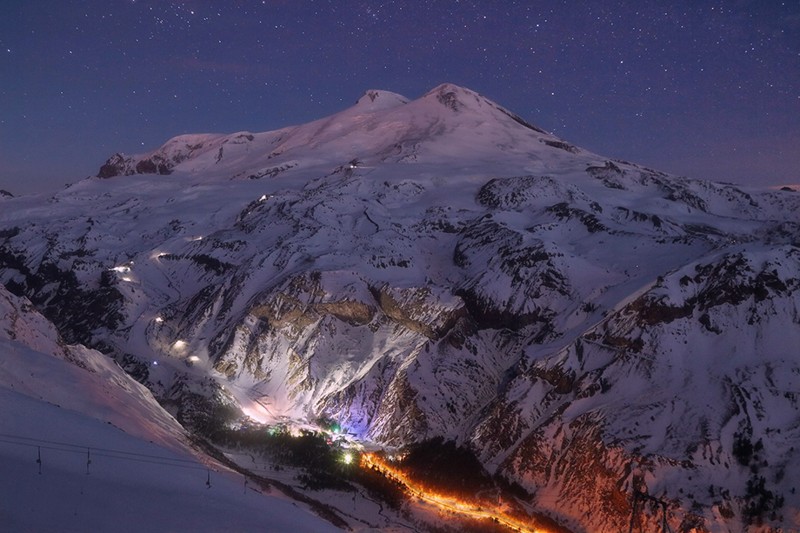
1, 83, 799, 531
0, 285, 340, 532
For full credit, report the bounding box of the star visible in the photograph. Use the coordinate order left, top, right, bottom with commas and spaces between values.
0, 1, 797, 194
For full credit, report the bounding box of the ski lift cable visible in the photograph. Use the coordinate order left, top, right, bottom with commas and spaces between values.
0, 433, 201, 464
0, 438, 208, 471
0, 434, 208, 471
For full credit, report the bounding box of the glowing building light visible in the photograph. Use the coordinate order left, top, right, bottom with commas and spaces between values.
342, 452, 353, 465
172, 340, 187, 351
154, 316, 164, 323
187, 355, 200, 363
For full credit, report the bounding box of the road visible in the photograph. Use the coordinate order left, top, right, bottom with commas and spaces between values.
361, 453, 552, 533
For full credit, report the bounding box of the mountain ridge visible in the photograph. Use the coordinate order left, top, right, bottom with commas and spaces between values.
95, 82, 576, 182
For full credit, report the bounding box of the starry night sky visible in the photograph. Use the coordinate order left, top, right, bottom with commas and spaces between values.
1, 1, 798, 195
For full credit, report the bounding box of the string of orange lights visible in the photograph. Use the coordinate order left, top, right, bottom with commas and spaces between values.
361, 453, 552, 533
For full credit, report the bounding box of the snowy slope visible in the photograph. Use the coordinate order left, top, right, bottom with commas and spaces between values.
0, 286, 341, 532
1, 83, 799, 531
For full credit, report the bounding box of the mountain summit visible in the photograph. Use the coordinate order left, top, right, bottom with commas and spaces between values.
96, 83, 581, 181
2, 84, 799, 532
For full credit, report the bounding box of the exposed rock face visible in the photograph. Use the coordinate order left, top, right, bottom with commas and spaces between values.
2, 83, 800, 532
96, 133, 226, 178
98, 152, 172, 178
472, 247, 800, 531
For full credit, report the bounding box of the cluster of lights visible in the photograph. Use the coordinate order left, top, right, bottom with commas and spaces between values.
110, 263, 136, 282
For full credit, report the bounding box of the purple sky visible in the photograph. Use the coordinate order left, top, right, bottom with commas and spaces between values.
1, 1, 798, 195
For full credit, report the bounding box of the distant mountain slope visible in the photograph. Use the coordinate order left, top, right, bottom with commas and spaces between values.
1, 83, 798, 531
